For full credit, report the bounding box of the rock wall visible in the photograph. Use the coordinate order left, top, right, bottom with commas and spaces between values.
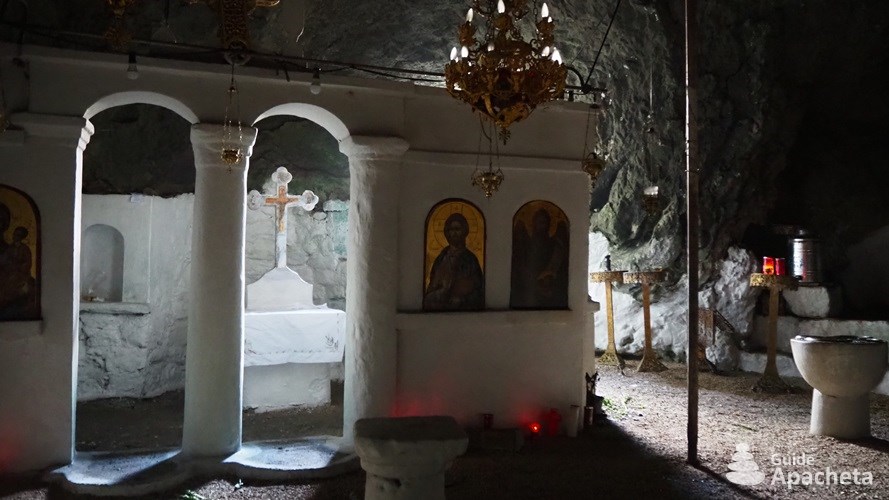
78, 194, 348, 400
589, 232, 757, 371
246, 196, 349, 311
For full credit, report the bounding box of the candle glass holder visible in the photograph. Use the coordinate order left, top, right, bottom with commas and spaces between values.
762, 256, 776, 275
775, 257, 786, 276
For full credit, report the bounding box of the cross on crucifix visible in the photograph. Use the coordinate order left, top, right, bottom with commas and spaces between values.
248, 166, 318, 269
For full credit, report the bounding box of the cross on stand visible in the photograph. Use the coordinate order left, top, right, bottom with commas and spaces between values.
248, 166, 319, 269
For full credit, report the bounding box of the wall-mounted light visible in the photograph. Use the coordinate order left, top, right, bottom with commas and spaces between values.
127, 53, 139, 80
310, 67, 321, 95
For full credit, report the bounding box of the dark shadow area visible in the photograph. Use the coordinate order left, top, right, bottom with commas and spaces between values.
692, 463, 767, 499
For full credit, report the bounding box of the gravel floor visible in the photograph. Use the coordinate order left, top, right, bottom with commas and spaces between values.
3, 361, 889, 499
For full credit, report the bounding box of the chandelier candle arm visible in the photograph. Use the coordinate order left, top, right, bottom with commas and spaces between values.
445, 0, 568, 141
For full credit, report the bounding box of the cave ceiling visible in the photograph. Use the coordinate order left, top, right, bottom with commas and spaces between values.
4, 0, 889, 277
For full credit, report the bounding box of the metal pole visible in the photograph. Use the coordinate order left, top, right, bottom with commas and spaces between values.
685, 0, 700, 466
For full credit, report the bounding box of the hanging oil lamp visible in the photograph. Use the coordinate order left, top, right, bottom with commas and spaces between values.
221, 65, 243, 165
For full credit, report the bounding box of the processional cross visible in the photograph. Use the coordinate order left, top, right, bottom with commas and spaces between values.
248, 166, 318, 269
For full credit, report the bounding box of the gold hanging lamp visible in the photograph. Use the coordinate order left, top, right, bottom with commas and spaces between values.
581, 93, 608, 186
471, 118, 505, 198
445, 1, 568, 143
221, 64, 244, 165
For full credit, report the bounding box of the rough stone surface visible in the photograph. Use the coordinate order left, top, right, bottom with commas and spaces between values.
782, 285, 843, 319
749, 314, 800, 355
5, 1, 889, 312
77, 195, 193, 401
798, 319, 889, 344
78, 194, 348, 400
78, 311, 153, 400
589, 232, 756, 370
246, 189, 349, 311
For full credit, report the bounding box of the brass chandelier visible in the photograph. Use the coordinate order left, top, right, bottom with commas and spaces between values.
445, 0, 567, 143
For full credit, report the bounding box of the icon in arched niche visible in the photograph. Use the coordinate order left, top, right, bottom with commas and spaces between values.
511, 200, 569, 310
0, 184, 40, 321
423, 199, 485, 311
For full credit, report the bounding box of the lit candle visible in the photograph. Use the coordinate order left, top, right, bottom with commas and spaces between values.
763, 256, 775, 275
551, 48, 562, 64
541, 46, 551, 57
498, 0, 506, 14
775, 258, 786, 276
541, 2, 549, 18
461, 46, 469, 58
450, 46, 458, 61
466, 8, 474, 23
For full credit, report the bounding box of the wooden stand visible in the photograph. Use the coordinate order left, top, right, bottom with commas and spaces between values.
590, 270, 626, 366
624, 270, 667, 372
749, 273, 799, 393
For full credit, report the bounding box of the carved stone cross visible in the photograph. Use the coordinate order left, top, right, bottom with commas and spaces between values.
248, 166, 318, 269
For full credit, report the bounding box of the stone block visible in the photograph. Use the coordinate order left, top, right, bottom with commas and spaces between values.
750, 314, 800, 354
355, 416, 468, 500
738, 351, 803, 381
783, 285, 842, 318
799, 319, 889, 343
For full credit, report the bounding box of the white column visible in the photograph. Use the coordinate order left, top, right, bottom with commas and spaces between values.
182, 123, 257, 457
340, 135, 409, 445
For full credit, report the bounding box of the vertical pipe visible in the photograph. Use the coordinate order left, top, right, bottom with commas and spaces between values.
685, 0, 700, 466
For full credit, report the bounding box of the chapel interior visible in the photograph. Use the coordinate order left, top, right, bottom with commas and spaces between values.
1, 0, 889, 499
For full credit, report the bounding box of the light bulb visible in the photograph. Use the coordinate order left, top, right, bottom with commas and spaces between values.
310, 68, 321, 95
461, 46, 469, 58
551, 48, 562, 64
126, 53, 139, 80
541, 46, 551, 57
450, 47, 458, 61
548, 16, 553, 23
541, 2, 549, 18
466, 8, 474, 23
497, 0, 505, 13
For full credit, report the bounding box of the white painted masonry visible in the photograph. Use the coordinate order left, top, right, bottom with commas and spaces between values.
181, 124, 257, 457
0, 42, 591, 473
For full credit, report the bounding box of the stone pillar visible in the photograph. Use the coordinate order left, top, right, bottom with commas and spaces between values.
182, 123, 257, 457
339, 135, 409, 445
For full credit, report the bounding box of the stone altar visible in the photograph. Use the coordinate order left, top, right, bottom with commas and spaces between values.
243, 167, 345, 411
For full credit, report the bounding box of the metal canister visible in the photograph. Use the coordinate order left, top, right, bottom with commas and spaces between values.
790, 235, 822, 284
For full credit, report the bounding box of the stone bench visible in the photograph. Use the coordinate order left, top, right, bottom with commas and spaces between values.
354, 416, 468, 500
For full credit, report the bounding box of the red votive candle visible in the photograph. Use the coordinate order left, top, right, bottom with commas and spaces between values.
775, 258, 786, 276
762, 256, 775, 275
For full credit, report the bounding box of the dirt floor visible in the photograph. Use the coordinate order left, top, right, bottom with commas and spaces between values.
3, 361, 889, 499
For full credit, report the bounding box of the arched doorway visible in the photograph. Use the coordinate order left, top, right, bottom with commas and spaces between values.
241, 109, 350, 442
75, 95, 197, 453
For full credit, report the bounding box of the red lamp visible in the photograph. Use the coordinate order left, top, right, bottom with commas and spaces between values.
529, 422, 541, 434
546, 408, 562, 437
762, 256, 775, 275
775, 257, 786, 276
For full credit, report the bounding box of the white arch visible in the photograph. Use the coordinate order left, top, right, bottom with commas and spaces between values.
83, 91, 199, 124
252, 103, 350, 141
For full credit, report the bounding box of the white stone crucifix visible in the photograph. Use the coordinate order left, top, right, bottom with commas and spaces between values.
248, 166, 319, 269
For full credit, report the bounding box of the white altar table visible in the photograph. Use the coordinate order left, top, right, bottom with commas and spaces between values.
244, 308, 346, 366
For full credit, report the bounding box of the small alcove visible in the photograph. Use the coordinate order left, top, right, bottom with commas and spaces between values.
80, 224, 124, 303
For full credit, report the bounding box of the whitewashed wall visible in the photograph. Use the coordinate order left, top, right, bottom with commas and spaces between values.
395, 155, 593, 429
77, 194, 348, 401
0, 42, 590, 473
